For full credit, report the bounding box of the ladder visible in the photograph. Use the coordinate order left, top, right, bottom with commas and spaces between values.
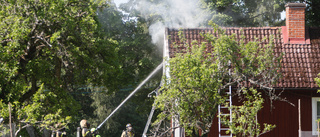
142, 86, 160, 137
218, 85, 232, 137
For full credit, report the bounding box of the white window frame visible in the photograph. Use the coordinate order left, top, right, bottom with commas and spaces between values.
312, 97, 320, 135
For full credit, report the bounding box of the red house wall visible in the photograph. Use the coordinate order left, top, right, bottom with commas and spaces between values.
208, 90, 316, 137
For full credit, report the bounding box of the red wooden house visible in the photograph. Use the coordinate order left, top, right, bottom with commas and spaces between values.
164, 3, 320, 137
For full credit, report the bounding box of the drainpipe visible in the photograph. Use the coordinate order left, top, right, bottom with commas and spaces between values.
298, 99, 301, 137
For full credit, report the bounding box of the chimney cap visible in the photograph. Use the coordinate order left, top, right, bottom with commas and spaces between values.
285, 3, 306, 8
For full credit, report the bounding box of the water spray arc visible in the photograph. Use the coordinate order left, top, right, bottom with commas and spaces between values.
96, 62, 163, 130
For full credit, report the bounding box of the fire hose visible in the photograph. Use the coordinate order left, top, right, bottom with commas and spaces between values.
96, 62, 163, 130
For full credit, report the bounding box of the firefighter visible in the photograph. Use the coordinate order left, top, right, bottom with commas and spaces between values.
80, 119, 92, 137
121, 123, 135, 137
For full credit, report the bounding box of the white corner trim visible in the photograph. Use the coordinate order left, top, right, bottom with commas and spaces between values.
312, 97, 320, 135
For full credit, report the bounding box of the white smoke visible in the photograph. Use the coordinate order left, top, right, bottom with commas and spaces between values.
133, 0, 210, 46
149, 22, 166, 44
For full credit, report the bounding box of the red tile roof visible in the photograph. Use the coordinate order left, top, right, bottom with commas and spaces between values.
165, 27, 320, 88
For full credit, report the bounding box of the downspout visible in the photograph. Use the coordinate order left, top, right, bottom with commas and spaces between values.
298, 99, 301, 137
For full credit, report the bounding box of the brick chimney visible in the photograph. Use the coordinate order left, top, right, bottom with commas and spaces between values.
284, 3, 307, 44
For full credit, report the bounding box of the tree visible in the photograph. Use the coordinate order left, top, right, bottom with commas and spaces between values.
121, 0, 287, 27
153, 23, 282, 136
221, 88, 275, 137
73, 2, 163, 137
204, 0, 320, 27
0, 0, 119, 136
294, 0, 320, 27
200, 0, 286, 27
98, 2, 162, 86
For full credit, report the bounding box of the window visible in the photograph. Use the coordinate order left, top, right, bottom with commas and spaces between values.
312, 97, 320, 135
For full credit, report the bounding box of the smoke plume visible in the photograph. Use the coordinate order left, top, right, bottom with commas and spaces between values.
132, 0, 210, 47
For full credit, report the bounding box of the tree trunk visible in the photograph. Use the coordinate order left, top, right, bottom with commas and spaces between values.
42, 128, 51, 137
55, 56, 61, 81
26, 126, 38, 137
9, 103, 13, 137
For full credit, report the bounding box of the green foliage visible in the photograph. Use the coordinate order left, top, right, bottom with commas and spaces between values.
98, 1, 162, 86
316, 74, 320, 93
200, 0, 287, 26
221, 88, 275, 137
304, 0, 320, 26
124, 0, 320, 28
202, 0, 320, 27
156, 39, 224, 135
72, 2, 163, 137
0, 0, 119, 136
154, 23, 281, 136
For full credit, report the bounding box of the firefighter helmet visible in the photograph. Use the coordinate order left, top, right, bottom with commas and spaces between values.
126, 123, 132, 128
